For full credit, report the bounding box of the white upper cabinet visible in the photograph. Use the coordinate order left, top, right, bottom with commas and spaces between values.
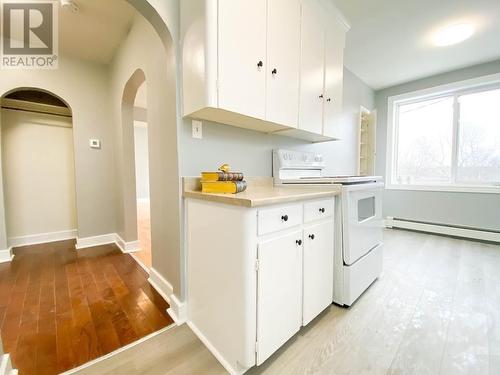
181, 0, 349, 141
266, 0, 301, 128
298, 0, 347, 138
323, 23, 346, 138
218, 0, 267, 120
298, 0, 326, 135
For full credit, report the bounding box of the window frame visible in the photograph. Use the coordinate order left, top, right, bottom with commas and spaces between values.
386, 73, 500, 194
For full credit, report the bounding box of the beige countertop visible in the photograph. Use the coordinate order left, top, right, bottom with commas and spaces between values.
183, 177, 341, 207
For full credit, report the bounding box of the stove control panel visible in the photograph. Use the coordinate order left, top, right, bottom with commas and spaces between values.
273, 149, 326, 178
274, 149, 325, 168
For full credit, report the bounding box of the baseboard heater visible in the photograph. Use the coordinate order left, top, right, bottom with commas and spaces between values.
385, 217, 500, 243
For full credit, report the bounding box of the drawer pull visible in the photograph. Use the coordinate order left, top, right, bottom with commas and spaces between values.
319, 208, 325, 213
296, 239, 302, 246
308, 234, 315, 240
281, 215, 289, 222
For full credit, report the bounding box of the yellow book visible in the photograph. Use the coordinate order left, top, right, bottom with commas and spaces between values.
201, 181, 247, 194
201, 171, 244, 182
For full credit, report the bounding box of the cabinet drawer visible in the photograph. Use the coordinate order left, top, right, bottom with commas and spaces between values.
304, 199, 334, 223
258, 204, 303, 236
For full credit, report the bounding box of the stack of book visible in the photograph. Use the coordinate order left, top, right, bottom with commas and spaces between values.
201, 169, 247, 194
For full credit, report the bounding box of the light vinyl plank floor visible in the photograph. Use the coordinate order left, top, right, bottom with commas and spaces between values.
72, 229, 500, 375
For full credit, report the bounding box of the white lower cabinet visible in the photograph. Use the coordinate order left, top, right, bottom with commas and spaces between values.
257, 230, 303, 365
302, 220, 334, 325
187, 197, 335, 374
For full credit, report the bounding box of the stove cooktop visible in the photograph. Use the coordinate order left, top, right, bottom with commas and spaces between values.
281, 175, 383, 185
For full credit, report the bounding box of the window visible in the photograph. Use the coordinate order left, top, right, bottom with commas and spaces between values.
388, 78, 500, 192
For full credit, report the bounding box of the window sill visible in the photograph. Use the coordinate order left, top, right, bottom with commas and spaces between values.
385, 184, 500, 194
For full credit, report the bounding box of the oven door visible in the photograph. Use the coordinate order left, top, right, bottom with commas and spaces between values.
342, 182, 383, 266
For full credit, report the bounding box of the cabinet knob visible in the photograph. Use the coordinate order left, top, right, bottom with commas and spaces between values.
257, 61, 263, 68
319, 94, 324, 99
296, 239, 302, 246
281, 214, 289, 222
319, 208, 325, 213
272, 68, 277, 75
327, 98, 332, 102
308, 234, 315, 240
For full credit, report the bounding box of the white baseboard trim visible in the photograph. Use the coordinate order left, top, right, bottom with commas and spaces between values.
148, 267, 173, 303
61, 323, 176, 375
9, 229, 77, 248
76, 233, 142, 253
167, 294, 187, 325
115, 234, 141, 253
0, 248, 13, 264
187, 321, 243, 375
129, 253, 150, 274
75, 233, 116, 250
148, 267, 187, 325
385, 217, 500, 243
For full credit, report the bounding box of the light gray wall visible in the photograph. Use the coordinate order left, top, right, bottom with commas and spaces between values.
179, 68, 374, 177
0, 56, 117, 247
133, 123, 150, 199
1, 110, 77, 239
375, 59, 500, 231
110, 14, 182, 295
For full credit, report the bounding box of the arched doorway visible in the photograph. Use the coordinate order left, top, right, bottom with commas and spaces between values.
0, 88, 77, 251
120, 69, 153, 269
0, 1, 183, 372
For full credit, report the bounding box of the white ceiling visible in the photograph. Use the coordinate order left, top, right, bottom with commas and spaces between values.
334, 0, 500, 90
59, 0, 135, 65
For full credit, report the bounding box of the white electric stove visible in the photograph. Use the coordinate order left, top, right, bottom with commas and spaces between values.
273, 149, 384, 306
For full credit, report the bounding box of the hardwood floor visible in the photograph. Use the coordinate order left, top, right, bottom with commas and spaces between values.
135, 199, 152, 269
70, 229, 500, 375
0, 240, 173, 375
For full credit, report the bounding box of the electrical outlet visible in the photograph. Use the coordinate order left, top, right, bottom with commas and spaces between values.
192, 120, 203, 139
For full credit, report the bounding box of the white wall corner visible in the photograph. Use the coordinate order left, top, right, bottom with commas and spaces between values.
148, 267, 173, 302
9, 229, 77, 248
167, 294, 187, 325
148, 267, 186, 325
0, 248, 13, 264
114, 234, 141, 253
385, 217, 394, 228
75, 233, 116, 250
0, 353, 14, 374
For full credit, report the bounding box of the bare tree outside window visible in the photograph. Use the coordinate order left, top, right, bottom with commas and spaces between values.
392, 86, 500, 187
458, 89, 500, 184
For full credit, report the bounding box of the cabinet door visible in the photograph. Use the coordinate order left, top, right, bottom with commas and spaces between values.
257, 230, 303, 365
298, 0, 326, 135
266, 0, 301, 128
303, 220, 334, 325
323, 23, 345, 138
218, 0, 267, 120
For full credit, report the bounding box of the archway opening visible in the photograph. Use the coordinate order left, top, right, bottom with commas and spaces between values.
0, 88, 77, 248
0, 1, 181, 373
132, 81, 152, 269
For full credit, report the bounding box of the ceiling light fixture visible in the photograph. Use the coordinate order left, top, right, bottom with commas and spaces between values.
433, 23, 475, 46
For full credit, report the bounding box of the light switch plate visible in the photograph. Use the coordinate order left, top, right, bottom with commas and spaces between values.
89, 139, 101, 149
192, 120, 202, 139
